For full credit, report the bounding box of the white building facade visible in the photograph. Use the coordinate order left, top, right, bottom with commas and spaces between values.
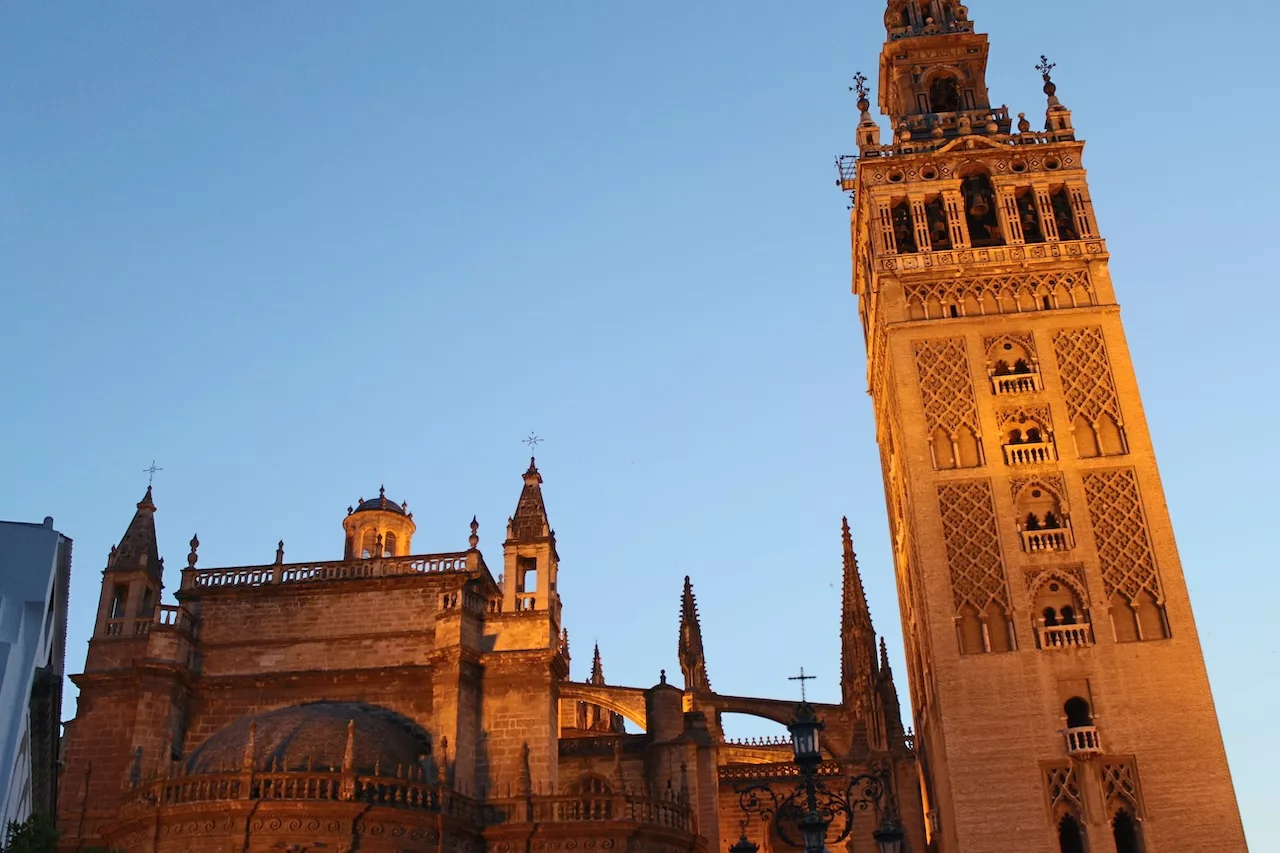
0, 518, 71, 829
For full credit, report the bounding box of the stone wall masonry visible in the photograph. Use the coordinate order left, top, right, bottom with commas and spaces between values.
180, 666, 436, 757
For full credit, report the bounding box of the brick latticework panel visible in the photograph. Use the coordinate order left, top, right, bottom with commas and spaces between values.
1044, 763, 1084, 818
1052, 326, 1122, 424
1100, 759, 1143, 815
913, 338, 979, 435
937, 480, 1008, 612
1082, 468, 1162, 602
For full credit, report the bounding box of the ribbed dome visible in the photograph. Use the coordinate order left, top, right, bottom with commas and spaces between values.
352, 486, 407, 516
184, 702, 430, 774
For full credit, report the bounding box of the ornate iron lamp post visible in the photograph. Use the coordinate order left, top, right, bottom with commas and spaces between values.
730, 700, 906, 853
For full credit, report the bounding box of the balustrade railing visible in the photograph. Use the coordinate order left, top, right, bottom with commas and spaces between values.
486, 793, 690, 830
724, 735, 792, 747
1021, 526, 1074, 553
1065, 726, 1102, 757
129, 769, 690, 832
1039, 623, 1091, 649
718, 761, 844, 782
991, 372, 1043, 395
184, 552, 478, 592
1003, 440, 1056, 465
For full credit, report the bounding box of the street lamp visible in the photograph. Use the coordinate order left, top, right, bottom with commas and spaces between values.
735, 702, 907, 853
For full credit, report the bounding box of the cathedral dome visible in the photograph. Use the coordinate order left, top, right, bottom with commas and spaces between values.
184, 702, 431, 774
353, 486, 407, 516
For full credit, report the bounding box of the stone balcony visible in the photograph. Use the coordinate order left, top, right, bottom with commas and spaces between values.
1020, 524, 1074, 553
1003, 440, 1056, 466
1065, 726, 1102, 758
991, 372, 1042, 395
1038, 623, 1091, 649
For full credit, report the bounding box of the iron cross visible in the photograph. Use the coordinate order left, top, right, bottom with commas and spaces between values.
789, 667, 817, 701
523, 433, 543, 451
143, 460, 163, 487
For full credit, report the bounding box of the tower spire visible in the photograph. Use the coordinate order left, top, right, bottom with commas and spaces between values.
507, 458, 551, 542
589, 643, 606, 686
678, 576, 711, 692
839, 518, 879, 724
109, 486, 162, 576
876, 636, 906, 741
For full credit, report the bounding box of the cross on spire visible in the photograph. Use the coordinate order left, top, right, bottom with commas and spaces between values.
143, 460, 163, 487
523, 433, 543, 452
788, 667, 817, 701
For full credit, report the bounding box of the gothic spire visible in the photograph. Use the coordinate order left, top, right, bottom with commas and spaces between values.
590, 643, 606, 686
507, 458, 552, 542
108, 486, 163, 577
839, 518, 879, 721
678, 576, 711, 692
877, 636, 907, 741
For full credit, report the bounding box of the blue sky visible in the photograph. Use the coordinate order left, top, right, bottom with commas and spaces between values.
1, 0, 1275, 846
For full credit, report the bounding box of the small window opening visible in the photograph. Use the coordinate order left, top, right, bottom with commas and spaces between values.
516, 556, 538, 595
892, 200, 918, 253
962, 174, 1003, 247
1051, 187, 1080, 240
108, 585, 127, 619
1017, 189, 1044, 243
949, 304, 959, 318
1064, 697, 1093, 729
138, 588, 154, 618
929, 75, 961, 112
925, 197, 952, 250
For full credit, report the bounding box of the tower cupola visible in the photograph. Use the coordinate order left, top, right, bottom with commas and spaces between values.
342, 486, 417, 558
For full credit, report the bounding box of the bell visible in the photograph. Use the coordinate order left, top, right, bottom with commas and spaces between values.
969, 197, 990, 217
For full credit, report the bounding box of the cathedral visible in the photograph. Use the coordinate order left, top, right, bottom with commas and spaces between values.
57, 3, 1246, 853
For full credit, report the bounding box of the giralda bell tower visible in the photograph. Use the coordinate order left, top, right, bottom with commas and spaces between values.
840, 2, 1247, 851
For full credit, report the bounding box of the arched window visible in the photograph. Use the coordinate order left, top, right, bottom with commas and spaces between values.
383, 531, 398, 557
961, 174, 1003, 247
1112, 809, 1143, 853
1064, 697, 1093, 729
955, 426, 982, 468
360, 530, 377, 559
1034, 578, 1086, 645
1057, 814, 1086, 853
957, 604, 984, 654
138, 588, 154, 618
929, 74, 961, 112
985, 603, 1012, 652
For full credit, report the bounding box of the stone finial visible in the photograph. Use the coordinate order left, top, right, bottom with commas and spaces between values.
1018, 112, 1031, 133
517, 742, 532, 796
469, 516, 480, 550
242, 722, 257, 772
375, 532, 384, 555
186, 534, 199, 569
347, 505, 354, 515
342, 720, 356, 772
659, 669, 667, 685
275, 540, 285, 565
